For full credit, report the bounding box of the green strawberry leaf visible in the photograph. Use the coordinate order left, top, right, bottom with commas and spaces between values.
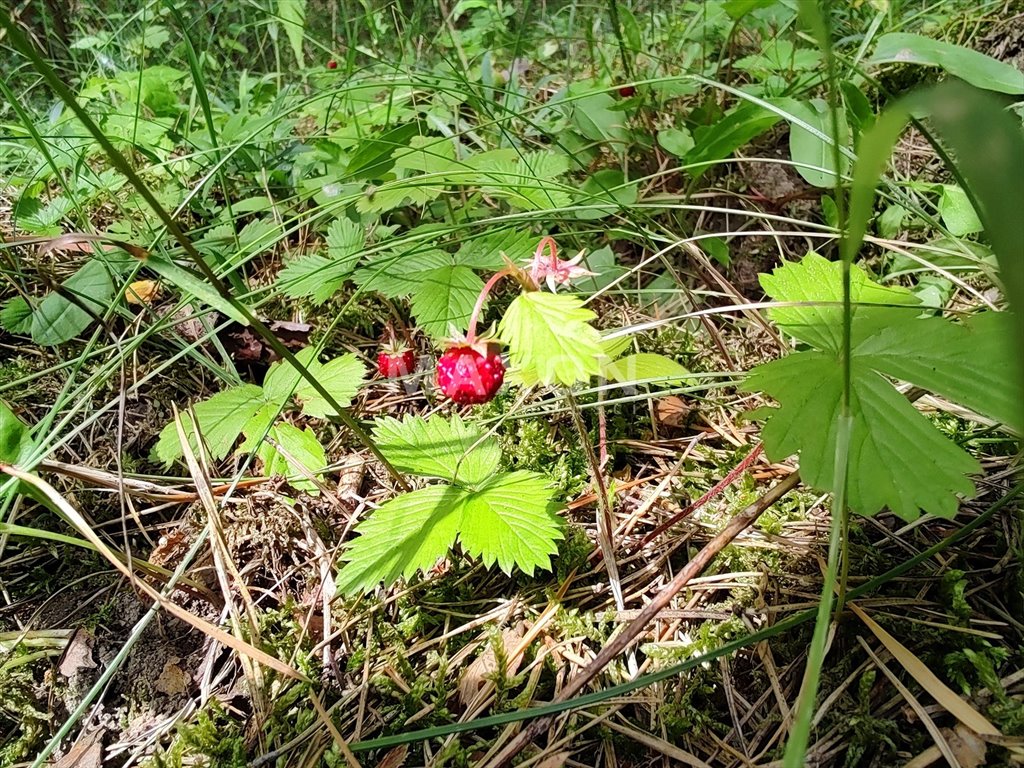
253, 422, 326, 494
336, 485, 466, 594
745, 353, 978, 521
352, 248, 452, 297
855, 311, 1023, 432
276, 218, 364, 304
456, 228, 534, 270
761, 252, 919, 351
458, 471, 562, 575
152, 384, 267, 466
0, 401, 33, 465
291, 353, 366, 420
600, 353, 690, 385
408, 264, 484, 339
373, 414, 500, 487
31, 259, 115, 346
498, 291, 606, 386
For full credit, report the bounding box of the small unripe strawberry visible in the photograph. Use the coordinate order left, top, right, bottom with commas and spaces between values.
617, 84, 636, 97
326, 59, 338, 70
436, 343, 504, 404
377, 346, 416, 379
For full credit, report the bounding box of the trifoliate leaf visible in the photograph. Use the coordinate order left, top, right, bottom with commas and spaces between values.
761, 252, 919, 351
408, 264, 484, 339
601, 353, 690, 385
254, 422, 327, 494
498, 291, 606, 386
276, 218, 364, 304
355, 179, 444, 214
336, 485, 466, 594
458, 471, 562, 575
153, 384, 267, 466
393, 134, 456, 174
373, 414, 500, 487
745, 353, 979, 521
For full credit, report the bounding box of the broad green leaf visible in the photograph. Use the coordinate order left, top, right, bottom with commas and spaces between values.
344, 122, 421, 181
277, 218, 364, 304
373, 414, 500, 487
276, 0, 305, 68
153, 384, 267, 465
745, 353, 979, 521
336, 485, 466, 594
31, 259, 114, 346
408, 264, 484, 339
868, 33, 1024, 95
0, 401, 33, 465
459, 471, 562, 575
687, 103, 781, 178
601, 353, 690, 385
723, 0, 775, 19
938, 185, 982, 236
498, 292, 606, 387
855, 312, 1023, 432
393, 134, 456, 174
254, 423, 326, 494
657, 127, 695, 158
574, 169, 637, 220
355, 178, 444, 214
761, 252, 919, 352
786, 98, 851, 188
456, 229, 534, 270
577, 246, 629, 292
567, 90, 629, 147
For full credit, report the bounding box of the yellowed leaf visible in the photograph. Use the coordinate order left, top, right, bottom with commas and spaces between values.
125, 279, 160, 305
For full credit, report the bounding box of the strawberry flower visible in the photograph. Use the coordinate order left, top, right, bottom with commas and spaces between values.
525, 236, 595, 292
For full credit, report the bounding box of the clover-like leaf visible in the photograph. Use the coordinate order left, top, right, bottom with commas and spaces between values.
408, 264, 484, 339
264, 347, 366, 419
761, 252, 919, 351
498, 291, 606, 386
373, 414, 500, 487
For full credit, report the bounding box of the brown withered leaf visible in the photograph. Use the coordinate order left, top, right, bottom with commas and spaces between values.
458, 625, 524, 707
376, 745, 408, 768
655, 396, 691, 428
52, 727, 103, 768
221, 320, 311, 364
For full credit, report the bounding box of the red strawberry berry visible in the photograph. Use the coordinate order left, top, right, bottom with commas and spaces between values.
326, 59, 338, 70
436, 343, 505, 404
617, 84, 636, 97
378, 347, 416, 379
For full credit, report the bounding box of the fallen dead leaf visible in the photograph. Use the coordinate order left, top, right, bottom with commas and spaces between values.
155, 656, 191, 696
58, 629, 96, 680
655, 396, 691, 428
533, 751, 572, 768
52, 727, 103, 768
375, 744, 408, 768
947, 723, 987, 768
458, 625, 524, 707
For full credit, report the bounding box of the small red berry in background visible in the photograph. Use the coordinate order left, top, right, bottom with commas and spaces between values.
436, 343, 505, 404
377, 345, 416, 379
617, 84, 636, 97
326, 59, 338, 70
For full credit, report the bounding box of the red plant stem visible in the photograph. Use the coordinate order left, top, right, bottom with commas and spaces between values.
631, 443, 765, 552
466, 267, 515, 344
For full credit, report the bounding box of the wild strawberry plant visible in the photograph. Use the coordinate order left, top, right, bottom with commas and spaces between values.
336, 414, 562, 595
153, 348, 365, 493
744, 255, 1020, 522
